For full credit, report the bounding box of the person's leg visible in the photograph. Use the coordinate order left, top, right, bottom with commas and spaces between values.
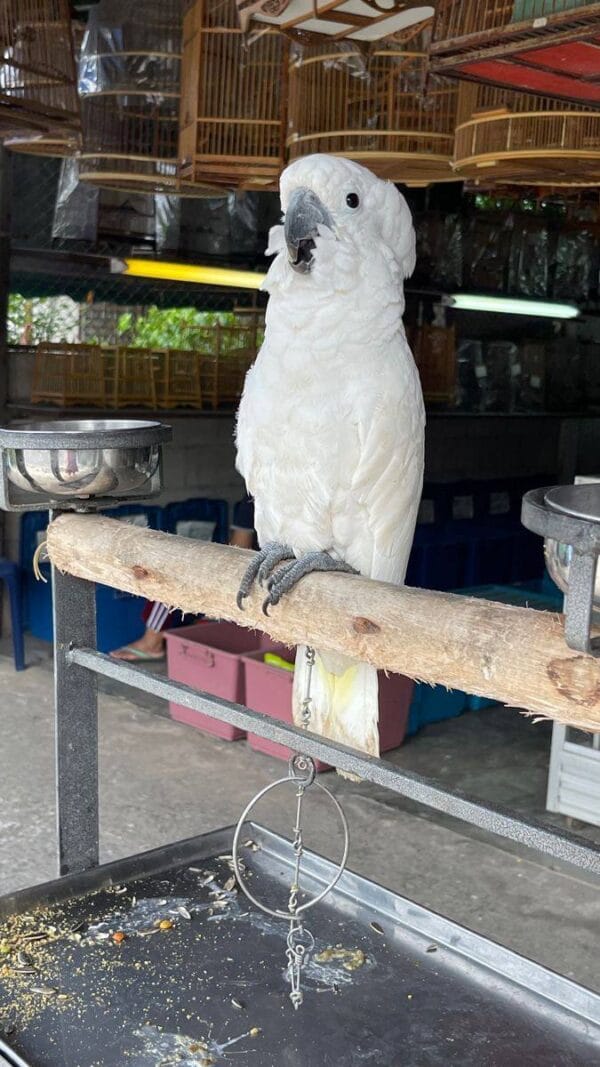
110, 602, 172, 660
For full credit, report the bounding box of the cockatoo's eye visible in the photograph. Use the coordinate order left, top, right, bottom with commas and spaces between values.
346, 192, 360, 209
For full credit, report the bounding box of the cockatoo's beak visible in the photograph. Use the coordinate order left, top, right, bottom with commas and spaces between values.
284, 186, 333, 274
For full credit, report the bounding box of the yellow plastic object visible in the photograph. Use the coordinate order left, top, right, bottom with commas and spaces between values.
264, 652, 295, 673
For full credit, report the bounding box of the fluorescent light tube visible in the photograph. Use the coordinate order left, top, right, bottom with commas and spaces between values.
112, 258, 266, 290
445, 294, 580, 319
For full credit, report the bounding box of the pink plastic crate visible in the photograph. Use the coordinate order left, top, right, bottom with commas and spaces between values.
243, 645, 414, 768
166, 621, 275, 741
242, 643, 331, 770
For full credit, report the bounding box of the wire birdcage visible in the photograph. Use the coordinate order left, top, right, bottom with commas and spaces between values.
0, 0, 79, 144
78, 0, 220, 196
454, 82, 600, 186
431, 1, 600, 109
287, 44, 458, 185
178, 0, 287, 191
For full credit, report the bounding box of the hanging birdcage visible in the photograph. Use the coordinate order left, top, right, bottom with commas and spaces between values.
0, 0, 79, 144
430, 1, 600, 109
178, 0, 286, 190
287, 43, 458, 186
78, 0, 220, 196
5, 19, 83, 156
454, 82, 600, 186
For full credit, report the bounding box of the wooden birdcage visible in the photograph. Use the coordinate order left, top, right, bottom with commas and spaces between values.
5, 18, 83, 156
454, 82, 600, 186
431, 1, 600, 109
216, 322, 257, 404
31, 343, 107, 407
154, 348, 204, 408
112, 347, 158, 408
0, 0, 79, 144
178, 0, 286, 190
79, 0, 220, 196
287, 45, 458, 186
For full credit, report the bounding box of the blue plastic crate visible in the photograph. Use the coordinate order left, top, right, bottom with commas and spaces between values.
407, 682, 466, 736
163, 498, 229, 544
19, 507, 163, 652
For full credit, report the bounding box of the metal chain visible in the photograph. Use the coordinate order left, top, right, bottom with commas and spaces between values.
285, 645, 316, 1010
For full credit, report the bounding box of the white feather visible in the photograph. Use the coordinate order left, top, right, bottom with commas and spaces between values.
236, 155, 425, 761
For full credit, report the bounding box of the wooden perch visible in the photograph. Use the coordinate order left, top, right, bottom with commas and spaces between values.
46, 512, 600, 732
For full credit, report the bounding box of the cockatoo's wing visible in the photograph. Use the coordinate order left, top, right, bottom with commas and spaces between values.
332, 349, 425, 586
351, 414, 424, 584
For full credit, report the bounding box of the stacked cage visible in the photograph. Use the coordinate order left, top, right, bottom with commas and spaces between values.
431, 1, 600, 109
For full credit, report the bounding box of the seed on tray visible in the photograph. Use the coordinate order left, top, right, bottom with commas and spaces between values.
31, 986, 57, 997
231, 998, 244, 1010
158, 919, 174, 931
249, 1027, 261, 1037
16, 951, 34, 968
223, 877, 236, 892
177, 906, 192, 920
426, 944, 438, 953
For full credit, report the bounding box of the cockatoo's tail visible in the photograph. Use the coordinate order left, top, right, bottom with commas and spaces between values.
236, 154, 425, 765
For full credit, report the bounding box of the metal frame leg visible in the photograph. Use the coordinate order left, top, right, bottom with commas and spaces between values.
564, 551, 599, 654
52, 564, 99, 876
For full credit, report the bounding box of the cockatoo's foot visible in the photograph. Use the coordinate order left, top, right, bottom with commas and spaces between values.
236, 542, 295, 610
263, 551, 357, 615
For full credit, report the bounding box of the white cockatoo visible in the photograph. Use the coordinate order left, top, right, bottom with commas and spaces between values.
235, 154, 425, 759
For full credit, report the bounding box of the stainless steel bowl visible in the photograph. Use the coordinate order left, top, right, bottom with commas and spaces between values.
0, 419, 171, 502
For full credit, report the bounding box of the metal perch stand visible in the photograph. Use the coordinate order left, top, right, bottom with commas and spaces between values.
1, 421, 600, 1064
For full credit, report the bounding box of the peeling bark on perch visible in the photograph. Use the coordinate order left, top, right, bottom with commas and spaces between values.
46, 512, 600, 732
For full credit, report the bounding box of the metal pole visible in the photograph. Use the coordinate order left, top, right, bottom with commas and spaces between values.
69, 646, 600, 875
52, 559, 99, 876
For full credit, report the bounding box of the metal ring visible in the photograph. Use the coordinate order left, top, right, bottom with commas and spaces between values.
232, 773, 349, 921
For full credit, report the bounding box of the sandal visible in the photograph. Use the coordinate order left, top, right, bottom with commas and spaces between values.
110, 645, 165, 662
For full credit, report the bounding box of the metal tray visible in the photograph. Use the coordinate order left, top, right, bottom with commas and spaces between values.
1, 824, 599, 1067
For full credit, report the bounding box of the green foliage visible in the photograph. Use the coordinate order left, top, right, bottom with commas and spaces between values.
8, 294, 80, 345
117, 306, 240, 350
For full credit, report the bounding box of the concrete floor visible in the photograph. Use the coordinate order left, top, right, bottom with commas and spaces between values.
1, 639, 599, 996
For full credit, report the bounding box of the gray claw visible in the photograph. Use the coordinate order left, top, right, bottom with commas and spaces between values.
263, 551, 357, 610
236, 542, 294, 610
